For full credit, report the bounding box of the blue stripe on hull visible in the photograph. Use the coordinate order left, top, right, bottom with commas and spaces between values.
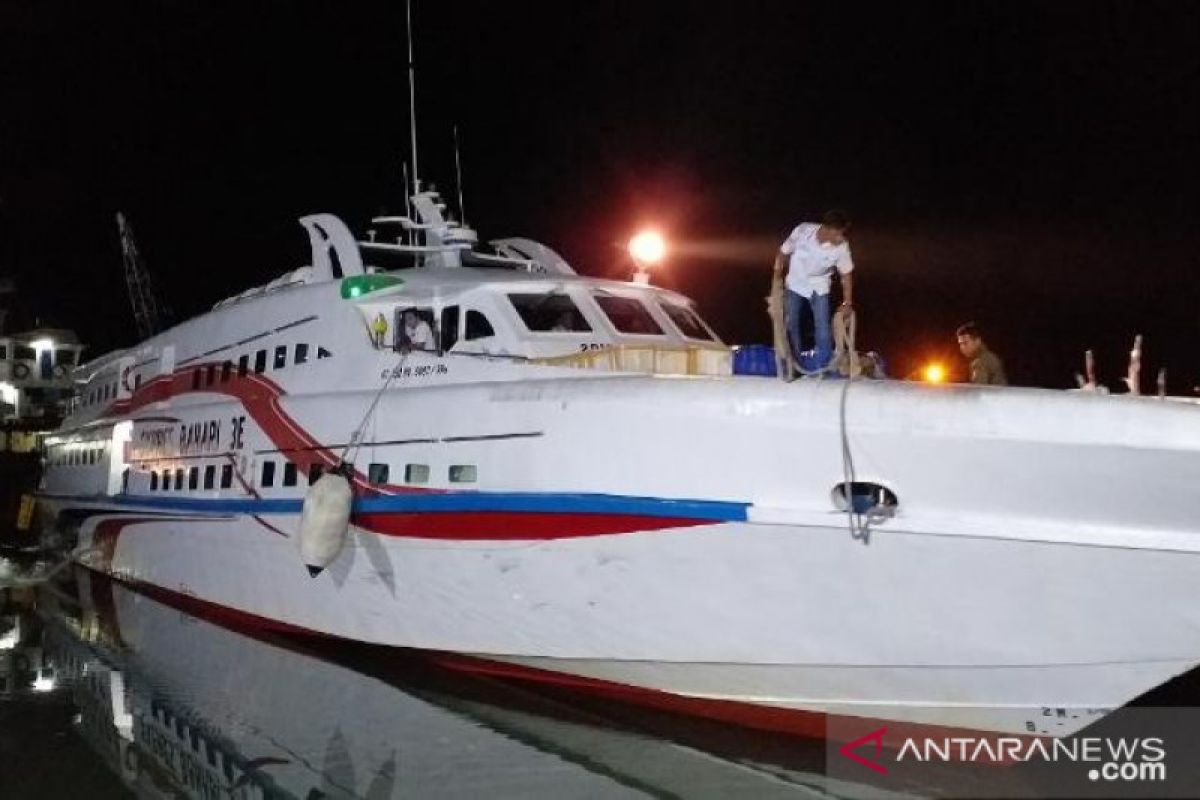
38, 491, 750, 522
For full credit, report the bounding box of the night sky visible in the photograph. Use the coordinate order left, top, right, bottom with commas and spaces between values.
3, 1, 1198, 390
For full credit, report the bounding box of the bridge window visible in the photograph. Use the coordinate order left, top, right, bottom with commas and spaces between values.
274, 345, 287, 370
238, 354, 249, 377
294, 343, 309, 365
220, 464, 233, 489
206, 364, 216, 386
174, 469, 184, 490
254, 350, 267, 374
465, 310, 495, 340
508, 293, 591, 333
659, 301, 715, 341
308, 463, 323, 485
260, 460, 275, 488
220, 361, 232, 382
188, 467, 199, 490
595, 295, 664, 335
317, 346, 332, 360
441, 306, 460, 352
150, 471, 158, 491
282, 462, 298, 487
203, 465, 216, 490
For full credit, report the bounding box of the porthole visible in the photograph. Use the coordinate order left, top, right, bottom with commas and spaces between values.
832, 482, 898, 515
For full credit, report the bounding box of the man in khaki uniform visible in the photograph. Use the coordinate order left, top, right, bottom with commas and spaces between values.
956, 322, 1007, 385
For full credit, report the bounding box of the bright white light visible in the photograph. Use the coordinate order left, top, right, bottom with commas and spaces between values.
0, 626, 18, 651
30, 338, 54, 351
628, 230, 667, 266
32, 675, 56, 693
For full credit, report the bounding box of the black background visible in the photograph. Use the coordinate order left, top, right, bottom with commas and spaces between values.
3, 1, 1198, 388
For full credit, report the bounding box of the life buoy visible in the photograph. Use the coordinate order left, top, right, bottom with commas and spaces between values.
12, 363, 30, 380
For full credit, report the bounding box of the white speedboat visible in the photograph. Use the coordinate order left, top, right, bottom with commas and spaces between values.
37, 186, 1200, 740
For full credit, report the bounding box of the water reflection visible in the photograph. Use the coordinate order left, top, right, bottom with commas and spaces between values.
3, 564, 894, 799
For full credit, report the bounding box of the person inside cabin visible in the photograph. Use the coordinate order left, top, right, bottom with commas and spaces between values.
550, 311, 575, 332
371, 312, 389, 348
773, 209, 855, 371
956, 322, 1007, 386
400, 309, 435, 352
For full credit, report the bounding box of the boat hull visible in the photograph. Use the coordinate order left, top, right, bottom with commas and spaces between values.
46, 498, 1200, 739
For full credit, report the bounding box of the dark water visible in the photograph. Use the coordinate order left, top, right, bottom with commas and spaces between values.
3, 551, 1200, 799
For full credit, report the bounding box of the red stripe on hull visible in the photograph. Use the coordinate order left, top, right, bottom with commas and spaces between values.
78, 564, 1030, 758
352, 511, 711, 540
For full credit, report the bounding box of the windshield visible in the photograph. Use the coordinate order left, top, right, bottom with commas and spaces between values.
659, 301, 715, 341
594, 295, 664, 335
507, 293, 592, 332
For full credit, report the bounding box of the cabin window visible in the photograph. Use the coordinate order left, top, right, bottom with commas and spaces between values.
317, 347, 332, 360
55, 348, 76, 366
308, 463, 323, 485
404, 463, 429, 484
206, 364, 217, 386
260, 460, 275, 488
449, 465, 478, 483
594, 295, 664, 335
237, 354, 249, 377
134, 373, 143, 389
192, 370, 201, 390
659, 302, 715, 341
282, 462, 298, 487
507, 293, 591, 332
203, 465, 216, 490
0, 344, 6, 359
220, 464, 233, 489
254, 350, 267, 374
465, 310, 495, 340
368, 463, 389, 484
274, 345, 287, 370
294, 343, 309, 365
162, 471, 171, 491
150, 472, 158, 491
441, 306, 460, 352
188, 467, 199, 490
220, 361, 232, 382
174, 469, 185, 490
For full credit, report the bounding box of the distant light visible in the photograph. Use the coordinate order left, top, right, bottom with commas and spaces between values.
628, 230, 667, 266
30, 338, 54, 351
31, 675, 56, 693
923, 363, 947, 384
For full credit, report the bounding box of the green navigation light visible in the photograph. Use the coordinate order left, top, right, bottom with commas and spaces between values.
340, 274, 403, 300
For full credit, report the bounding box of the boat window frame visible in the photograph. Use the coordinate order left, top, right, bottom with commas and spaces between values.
591, 292, 667, 337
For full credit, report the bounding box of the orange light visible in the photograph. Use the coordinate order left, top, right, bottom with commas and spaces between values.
628, 229, 667, 265
923, 363, 947, 384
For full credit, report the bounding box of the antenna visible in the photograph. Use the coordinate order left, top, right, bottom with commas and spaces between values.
402, 161, 413, 244
453, 124, 466, 224
116, 212, 167, 340
405, 0, 421, 196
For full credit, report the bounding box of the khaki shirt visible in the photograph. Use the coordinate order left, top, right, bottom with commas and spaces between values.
970, 347, 1007, 386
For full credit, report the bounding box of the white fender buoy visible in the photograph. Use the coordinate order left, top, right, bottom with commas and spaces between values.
298, 466, 353, 577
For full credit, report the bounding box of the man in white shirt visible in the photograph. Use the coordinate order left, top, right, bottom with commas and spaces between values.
772, 210, 854, 371
401, 309, 435, 352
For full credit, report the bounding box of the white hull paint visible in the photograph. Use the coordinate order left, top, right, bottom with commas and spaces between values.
38, 200, 1200, 740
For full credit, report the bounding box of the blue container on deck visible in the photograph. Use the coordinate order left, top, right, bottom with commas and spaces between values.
732, 344, 778, 377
